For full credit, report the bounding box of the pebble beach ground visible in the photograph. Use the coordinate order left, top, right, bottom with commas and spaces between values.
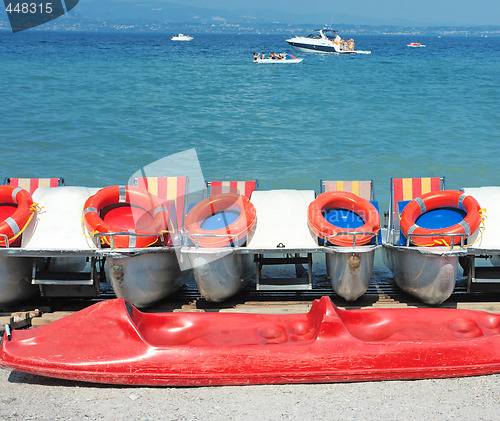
0, 369, 497, 420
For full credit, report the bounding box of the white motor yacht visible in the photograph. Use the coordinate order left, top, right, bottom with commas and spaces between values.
286, 29, 370, 55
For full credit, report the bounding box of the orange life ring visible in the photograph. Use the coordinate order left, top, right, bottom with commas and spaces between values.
184, 193, 257, 248
307, 191, 380, 246
0, 185, 34, 246
83, 185, 169, 248
400, 190, 482, 247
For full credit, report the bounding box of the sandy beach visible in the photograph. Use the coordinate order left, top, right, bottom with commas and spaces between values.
0, 368, 497, 420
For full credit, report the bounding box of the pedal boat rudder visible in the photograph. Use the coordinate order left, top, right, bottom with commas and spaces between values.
1, 297, 499, 386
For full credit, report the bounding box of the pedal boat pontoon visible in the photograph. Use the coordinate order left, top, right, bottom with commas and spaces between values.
0, 185, 39, 304
0, 180, 184, 308
1, 296, 499, 386
83, 185, 183, 308
308, 191, 381, 301
383, 181, 483, 305
0, 180, 108, 305
181, 193, 257, 302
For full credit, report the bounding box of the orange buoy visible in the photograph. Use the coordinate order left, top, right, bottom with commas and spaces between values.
400, 190, 482, 246
0, 185, 34, 246
83, 185, 169, 248
307, 191, 380, 246
184, 193, 256, 248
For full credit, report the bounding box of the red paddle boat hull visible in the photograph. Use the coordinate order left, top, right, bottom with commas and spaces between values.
1, 297, 499, 386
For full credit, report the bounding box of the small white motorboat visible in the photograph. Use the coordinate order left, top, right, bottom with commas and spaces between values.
171, 34, 193, 41
407, 42, 426, 47
286, 28, 371, 55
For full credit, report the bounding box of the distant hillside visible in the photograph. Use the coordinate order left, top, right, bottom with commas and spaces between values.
77, 1, 234, 23
74, 0, 339, 25
0, 1, 498, 35
0, 0, 391, 27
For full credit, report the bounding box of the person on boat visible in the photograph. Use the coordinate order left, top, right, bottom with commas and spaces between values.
261, 51, 265, 59
253, 52, 259, 61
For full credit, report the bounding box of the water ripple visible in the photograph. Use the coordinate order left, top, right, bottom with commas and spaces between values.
0, 32, 499, 209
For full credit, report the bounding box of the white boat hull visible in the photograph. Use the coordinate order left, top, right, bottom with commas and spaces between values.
288, 42, 349, 54
288, 44, 371, 55
255, 58, 303, 63
171, 34, 193, 41
286, 31, 371, 55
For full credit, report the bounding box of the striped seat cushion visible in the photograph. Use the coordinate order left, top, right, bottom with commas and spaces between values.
134, 176, 188, 231
209, 180, 257, 199
321, 180, 373, 200
6, 178, 64, 194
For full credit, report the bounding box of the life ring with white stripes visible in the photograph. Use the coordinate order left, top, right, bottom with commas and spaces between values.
400, 190, 482, 247
83, 185, 169, 248
184, 193, 257, 248
307, 191, 380, 246
0, 185, 34, 246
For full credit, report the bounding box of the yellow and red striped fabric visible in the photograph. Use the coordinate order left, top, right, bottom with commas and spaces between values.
322, 180, 373, 200
209, 180, 257, 199
392, 177, 443, 214
134, 177, 188, 229
6, 178, 64, 194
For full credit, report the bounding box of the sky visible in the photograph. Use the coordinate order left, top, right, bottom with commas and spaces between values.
168, 0, 500, 26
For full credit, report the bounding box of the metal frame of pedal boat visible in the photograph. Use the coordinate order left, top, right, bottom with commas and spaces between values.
383, 230, 468, 305
0, 186, 102, 304
461, 186, 500, 294
382, 176, 469, 305
0, 184, 183, 308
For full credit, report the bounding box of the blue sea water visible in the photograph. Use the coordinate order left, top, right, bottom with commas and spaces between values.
0, 31, 499, 213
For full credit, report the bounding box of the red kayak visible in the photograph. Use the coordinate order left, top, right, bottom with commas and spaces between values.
1, 297, 499, 386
